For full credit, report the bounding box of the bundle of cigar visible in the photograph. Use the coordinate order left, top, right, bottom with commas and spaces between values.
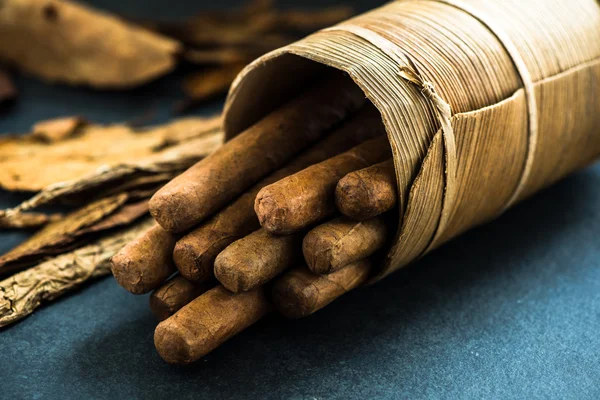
111, 73, 401, 364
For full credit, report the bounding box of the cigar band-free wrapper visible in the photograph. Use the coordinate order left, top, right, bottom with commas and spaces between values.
223, 0, 600, 281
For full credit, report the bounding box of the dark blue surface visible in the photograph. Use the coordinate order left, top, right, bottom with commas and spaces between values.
1, 1, 599, 399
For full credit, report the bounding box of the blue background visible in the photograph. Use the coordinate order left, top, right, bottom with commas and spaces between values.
1, 1, 599, 398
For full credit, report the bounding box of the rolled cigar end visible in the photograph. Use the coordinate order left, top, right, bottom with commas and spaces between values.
335, 159, 397, 220
173, 240, 213, 282
149, 275, 214, 321
303, 217, 388, 274
272, 259, 371, 319
111, 224, 177, 294
154, 320, 196, 365
149, 185, 198, 233
254, 188, 294, 235
213, 258, 251, 293
214, 229, 300, 292
154, 286, 270, 364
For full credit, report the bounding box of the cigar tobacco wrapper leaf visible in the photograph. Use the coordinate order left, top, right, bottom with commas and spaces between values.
303, 216, 389, 275
272, 260, 372, 319
214, 228, 302, 293
149, 275, 215, 321
111, 224, 177, 294
149, 74, 366, 233
336, 159, 398, 221
154, 285, 271, 365
255, 135, 392, 235
173, 106, 385, 282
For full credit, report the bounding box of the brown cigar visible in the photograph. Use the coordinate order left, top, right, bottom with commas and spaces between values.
150, 74, 366, 233
149, 275, 215, 321
173, 106, 385, 282
154, 285, 270, 364
335, 159, 397, 220
272, 259, 371, 319
214, 228, 302, 293
303, 216, 388, 274
255, 136, 391, 235
111, 224, 177, 294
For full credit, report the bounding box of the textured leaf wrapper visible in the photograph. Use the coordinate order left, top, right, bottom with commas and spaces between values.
224, 0, 600, 280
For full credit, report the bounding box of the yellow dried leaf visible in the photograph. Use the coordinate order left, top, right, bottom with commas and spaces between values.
0, 194, 128, 275
0, 212, 62, 230
0, 0, 181, 88
0, 217, 154, 328
31, 116, 87, 143
0, 116, 222, 192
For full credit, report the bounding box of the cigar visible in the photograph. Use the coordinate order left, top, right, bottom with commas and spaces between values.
173, 106, 385, 282
150, 74, 366, 233
271, 260, 371, 319
214, 228, 302, 293
335, 159, 397, 220
303, 216, 388, 274
111, 224, 177, 294
149, 275, 215, 321
255, 136, 391, 235
154, 285, 270, 364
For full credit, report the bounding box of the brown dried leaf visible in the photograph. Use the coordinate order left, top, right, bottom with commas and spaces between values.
0, 212, 62, 230
0, 0, 181, 88
75, 199, 148, 235
0, 217, 154, 328
31, 116, 87, 143
2, 118, 224, 213
258, 6, 354, 34
0, 194, 128, 276
178, 63, 246, 112
0, 68, 18, 109
0, 116, 222, 192
153, 1, 352, 50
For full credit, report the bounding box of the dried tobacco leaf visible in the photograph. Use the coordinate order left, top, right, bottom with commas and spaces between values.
177, 63, 246, 112
75, 199, 148, 235
0, 194, 128, 276
0, 217, 154, 328
0, 211, 62, 230
153, 1, 352, 52
0, 115, 223, 192
0, 0, 181, 88
0, 68, 17, 109
31, 116, 87, 143
3, 119, 224, 213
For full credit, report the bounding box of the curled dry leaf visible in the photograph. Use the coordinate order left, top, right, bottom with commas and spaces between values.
178, 63, 246, 112
0, 194, 129, 276
156, 1, 351, 50
0, 115, 223, 192
0, 0, 181, 88
0, 217, 154, 328
31, 116, 87, 143
0, 211, 62, 230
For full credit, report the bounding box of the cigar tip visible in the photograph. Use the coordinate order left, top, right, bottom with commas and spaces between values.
335, 174, 372, 220
149, 189, 196, 233
110, 254, 147, 295
149, 292, 173, 321
214, 254, 248, 293
173, 242, 206, 282
254, 190, 290, 235
272, 278, 314, 319
154, 319, 195, 365
302, 233, 334, 275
